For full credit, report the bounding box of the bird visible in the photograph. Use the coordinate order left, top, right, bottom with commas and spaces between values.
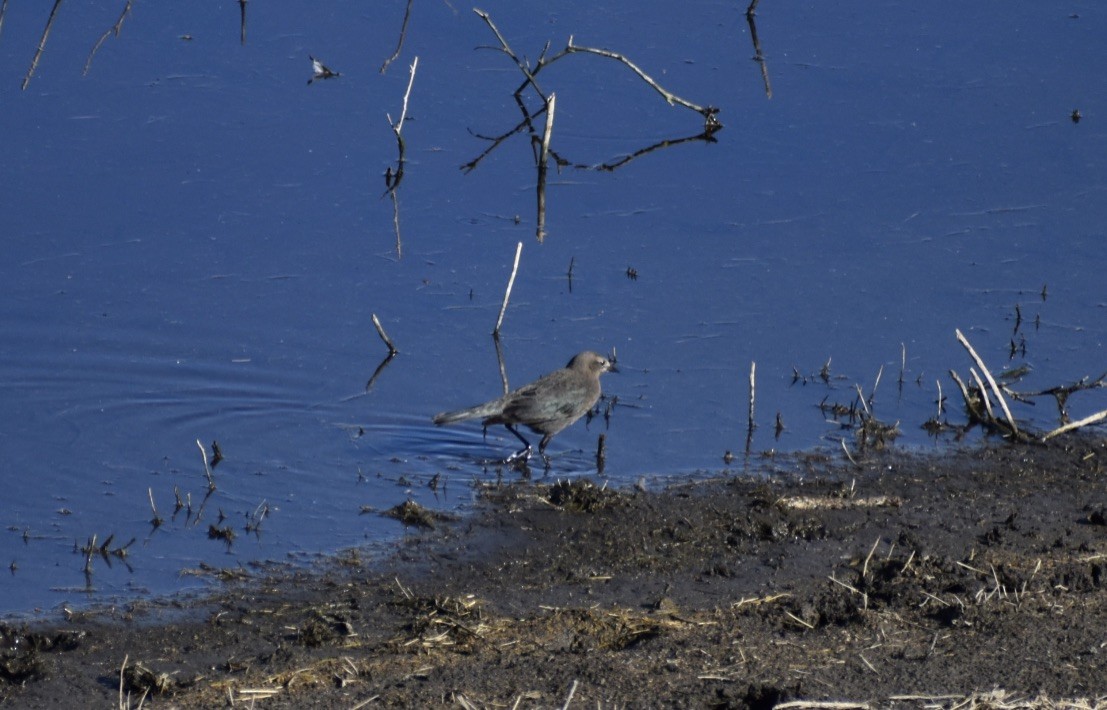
433, 351, 617, 461
308, 55, 340, 84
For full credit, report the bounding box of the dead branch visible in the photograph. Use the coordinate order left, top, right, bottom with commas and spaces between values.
1021, 371, 1107, 423
385, 55, 419, 197
956, 329, 1019, 436
473, 8, 545, 99
380, 0, 414, 74
84, 0, 135, 76
1041, 408, 1107, 442
493, 242, 523, 336
23, 0, 65, 91
238, 0, 247, 45
565, 36, 721, 129
746, 361, 756, 454
536, 93, 556, 241
372, 314, 399, 356
196, 439, 216, 491
745, 2, 773, 99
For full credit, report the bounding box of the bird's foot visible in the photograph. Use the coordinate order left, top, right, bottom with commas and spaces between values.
504, 446, 532, 466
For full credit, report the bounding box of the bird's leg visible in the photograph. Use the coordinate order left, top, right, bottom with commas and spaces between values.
503, 424, 532, 463
538, 434, 553, 469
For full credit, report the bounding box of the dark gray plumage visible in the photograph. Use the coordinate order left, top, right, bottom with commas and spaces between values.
433, 351, 616, 459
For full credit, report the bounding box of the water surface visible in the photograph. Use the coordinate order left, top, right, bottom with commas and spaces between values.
1, 1, 1104, 616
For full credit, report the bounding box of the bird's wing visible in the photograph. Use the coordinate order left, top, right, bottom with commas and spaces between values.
503, 373, 590, 427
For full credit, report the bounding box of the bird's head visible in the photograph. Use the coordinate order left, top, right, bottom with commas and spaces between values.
568, 351, 618, 376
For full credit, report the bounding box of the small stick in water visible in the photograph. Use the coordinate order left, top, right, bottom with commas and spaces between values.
493, 242, 523, 336
372, 313, 398, 355
955, 328, 1019, 436
745, 361, 756, 454
148, 488, 163, 529
196, 439, 216, 491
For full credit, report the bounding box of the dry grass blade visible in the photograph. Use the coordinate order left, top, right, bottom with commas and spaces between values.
862, 537, 881, 579
560, 679, 579, 710
783, 610, 815, 629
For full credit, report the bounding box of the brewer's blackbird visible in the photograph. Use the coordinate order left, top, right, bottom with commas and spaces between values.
433, 351, 617, 460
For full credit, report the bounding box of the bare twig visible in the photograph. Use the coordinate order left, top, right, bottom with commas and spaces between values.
955, 329, 1019, 436
774, 702, 869, 710
746, 361, 756, 454
854, 383, 871, 418
589, 128, 720, 171
862, 537, 880, 579
365, 352, 397, 392
461, 106, 545, 173
1021, 371, 1107, 423
870, 363, 884, 409
536, 92, 556, 241
948, 369, 984, 423
969, 368, 997, 423
493, 330, 510, 395
238, 0, 247, 45
23, 0, 65, 91
385, 56, 419, 197
840, 438, 857, 466
83, 0, 134, 76
371, 314, 398, 355
465, 13, 721, 178
83, 534, 96, 577
196, 439, 216, 491
560, 679, 579, 710
783, 610, 815, 630
900, 549, 915, 575
565, 36, 720, 127
473, 9, 545, 99
389, 190, 403, 259
745, 1, 773, 99
493, 242, 523, 336
380, 0, 414, 74
118, 653, 128, 708
1042, 408, 1107, 442
392, 56, 418, 135
539, 92, 556, 164
148, 487, 163, 529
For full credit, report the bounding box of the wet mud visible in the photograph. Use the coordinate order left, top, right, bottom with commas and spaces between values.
3, 439, 1107, 708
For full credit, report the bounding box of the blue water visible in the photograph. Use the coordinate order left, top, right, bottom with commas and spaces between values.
0, 1, 1104, 616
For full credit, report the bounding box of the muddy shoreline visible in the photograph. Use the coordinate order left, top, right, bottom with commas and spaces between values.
3, 439, 1107, 708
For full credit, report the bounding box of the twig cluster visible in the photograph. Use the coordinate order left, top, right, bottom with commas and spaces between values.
948, 329, 1107, 443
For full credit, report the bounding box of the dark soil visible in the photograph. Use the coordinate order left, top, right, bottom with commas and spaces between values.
4, 439, 1107, 708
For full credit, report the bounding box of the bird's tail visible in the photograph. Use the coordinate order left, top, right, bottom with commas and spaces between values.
432, 400, 504, 426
